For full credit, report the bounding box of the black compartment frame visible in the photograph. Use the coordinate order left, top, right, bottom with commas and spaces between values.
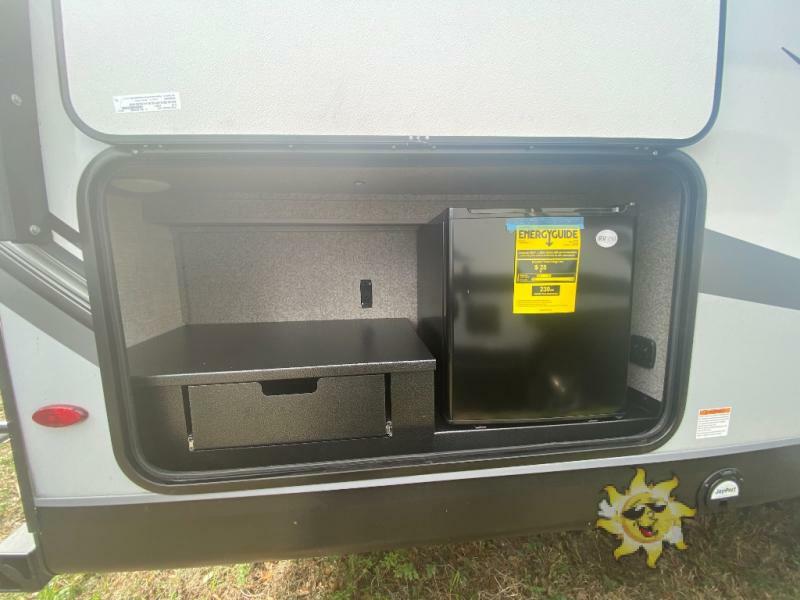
79, 148, 705, 494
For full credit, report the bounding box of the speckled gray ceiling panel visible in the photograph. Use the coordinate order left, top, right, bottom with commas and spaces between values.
144, 193, 583, 226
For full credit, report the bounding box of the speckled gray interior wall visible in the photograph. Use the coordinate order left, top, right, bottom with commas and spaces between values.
177, 228, 418, 325
107, 194, 185, 346
626, 179, 681, 402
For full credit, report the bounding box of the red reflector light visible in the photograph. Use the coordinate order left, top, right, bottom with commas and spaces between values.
32, 405, 88, 428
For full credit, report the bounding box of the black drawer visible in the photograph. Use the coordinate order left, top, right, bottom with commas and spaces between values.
187, 374, 388, 450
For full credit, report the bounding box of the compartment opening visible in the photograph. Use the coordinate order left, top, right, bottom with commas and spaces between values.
90, 153, 701, 481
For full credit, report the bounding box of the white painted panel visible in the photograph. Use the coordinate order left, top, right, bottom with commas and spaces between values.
58, 0, 720, 140
17, 0, 800, 504
0, 307, 145, 497
659, 294, 800, 453
686, 0, 800, 258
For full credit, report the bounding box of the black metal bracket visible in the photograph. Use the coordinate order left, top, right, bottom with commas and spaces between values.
0, 526, 53, 593
0, 240, 91, 327
0, 0, 51, 243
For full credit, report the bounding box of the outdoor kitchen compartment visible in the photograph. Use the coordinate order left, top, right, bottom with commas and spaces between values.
419, 208, 637, 424
92, 154, 695, 477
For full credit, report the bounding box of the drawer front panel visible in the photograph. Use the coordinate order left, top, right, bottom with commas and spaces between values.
188, 375, 387, 450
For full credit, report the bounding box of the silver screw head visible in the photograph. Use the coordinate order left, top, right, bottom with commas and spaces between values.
10, 94, 23, 107
28, 224, 41, 236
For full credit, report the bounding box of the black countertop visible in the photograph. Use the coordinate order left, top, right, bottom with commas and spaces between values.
127, 318, 435, 387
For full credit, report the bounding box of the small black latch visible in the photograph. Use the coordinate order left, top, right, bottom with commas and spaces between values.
360, 279, 373, 308
630, 335, 656, 369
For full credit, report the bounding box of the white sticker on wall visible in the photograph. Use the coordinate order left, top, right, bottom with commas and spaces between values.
696, 407, 732, 439
709, 480, 740, 500
595, 229, 618, 248
113, 92, 181, 114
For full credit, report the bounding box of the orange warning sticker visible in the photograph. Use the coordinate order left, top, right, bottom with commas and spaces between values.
696, 407, 732, 439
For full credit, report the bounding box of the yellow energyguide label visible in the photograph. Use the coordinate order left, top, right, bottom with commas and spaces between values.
512, 225, 582, 314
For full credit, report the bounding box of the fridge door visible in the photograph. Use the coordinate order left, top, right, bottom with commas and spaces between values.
447, 210, 636, 423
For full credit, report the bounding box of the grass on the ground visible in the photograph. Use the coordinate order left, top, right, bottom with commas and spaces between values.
0, 397, 798, 599
0, 437, 24, 542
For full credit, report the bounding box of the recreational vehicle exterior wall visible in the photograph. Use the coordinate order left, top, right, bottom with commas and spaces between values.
0, 0, 798, 591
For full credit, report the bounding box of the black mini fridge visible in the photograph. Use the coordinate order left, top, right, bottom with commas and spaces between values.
418, 207, 636, 425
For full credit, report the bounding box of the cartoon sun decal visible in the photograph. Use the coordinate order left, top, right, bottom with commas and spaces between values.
597, 468, 696, 568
